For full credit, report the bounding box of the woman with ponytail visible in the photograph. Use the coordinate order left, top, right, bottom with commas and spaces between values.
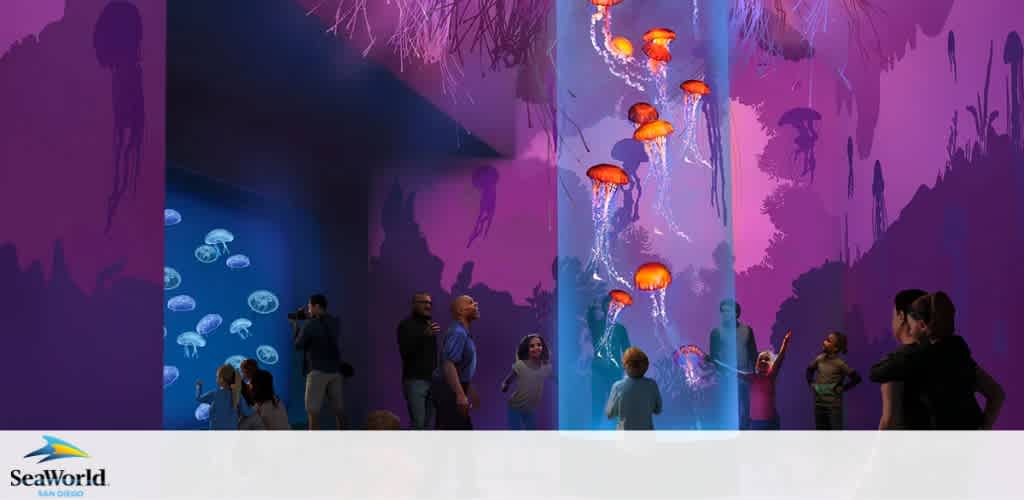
196, 364, 259, 430
907, 292, 1005, 429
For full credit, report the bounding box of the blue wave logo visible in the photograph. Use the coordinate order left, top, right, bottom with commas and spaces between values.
23, 436, 90, 463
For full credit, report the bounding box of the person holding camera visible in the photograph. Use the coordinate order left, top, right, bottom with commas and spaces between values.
292, 293, 345, 430
397, 292, 441, 430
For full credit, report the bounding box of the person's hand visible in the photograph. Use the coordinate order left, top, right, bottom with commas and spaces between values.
469, 387, 481, 409
456, 394, 471, 416
195, 380, 203, 387
428, 321, 441, 335
783, 330, 793, 343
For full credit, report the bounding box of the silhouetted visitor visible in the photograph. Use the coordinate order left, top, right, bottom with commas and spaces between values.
871, 292, 1005, 429
875, 289, 929, 430
605, 347, 662, 430
501, 334, 554, 430
251, 369, 289, 430
708, 299, 758, 429
806, 331, 861, 430
397, 292, 440, 429
433, 295, 480, 430
292, 293, 345, 430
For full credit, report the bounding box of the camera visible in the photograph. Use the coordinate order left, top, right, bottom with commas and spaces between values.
287, 308, 308, 321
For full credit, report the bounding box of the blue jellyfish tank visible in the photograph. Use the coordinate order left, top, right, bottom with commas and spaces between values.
164, 167, 323, 429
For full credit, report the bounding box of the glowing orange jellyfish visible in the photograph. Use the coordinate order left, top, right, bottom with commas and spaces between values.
585, 164, 631, 287
635, 261, 671, 320
635, 262, 672, 292
627, 102, 659, 127
680, 79, 711, 106
633, 119, 673, 167
641, 28, 676, 67
609, 36, 634, 58
596, 289, 634, 367
609, 289, 633, 307
678, 79, 712, 170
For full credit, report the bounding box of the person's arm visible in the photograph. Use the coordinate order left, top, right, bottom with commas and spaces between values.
805, 356, 818, 385
441, 332, 469, 412
708, 329, 722, 362
195, 382, 215, 404
237, 395, 255, 418
879, 382, 897, 430
604, 384, 620, 419
293, 320, 311, 350
840, 363, 862, 392
771, 330, 793, 379
869, 351, 908, 383
501, 364, 518, 392
745, 327, 758, 371
975, 365, 1005, 430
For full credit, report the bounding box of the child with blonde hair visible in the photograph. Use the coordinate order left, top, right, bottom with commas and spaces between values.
196, 364, 258, 430
605, 347, 662, 430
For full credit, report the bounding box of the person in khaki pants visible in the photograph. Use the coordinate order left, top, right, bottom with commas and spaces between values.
292, 293, 344, 430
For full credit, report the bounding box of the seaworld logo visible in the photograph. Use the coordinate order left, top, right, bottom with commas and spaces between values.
10, 436, 108, 495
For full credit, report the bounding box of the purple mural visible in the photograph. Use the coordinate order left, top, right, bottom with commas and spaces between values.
0, 0, 165, 428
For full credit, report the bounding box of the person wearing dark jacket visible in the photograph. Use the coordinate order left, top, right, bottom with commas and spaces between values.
397, 292, 440, 429
870, 292, 1004, 429
293, 293, 344, 430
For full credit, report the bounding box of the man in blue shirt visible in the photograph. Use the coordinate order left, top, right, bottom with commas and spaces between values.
292, 293, 344, 430
432, 295, 480, 429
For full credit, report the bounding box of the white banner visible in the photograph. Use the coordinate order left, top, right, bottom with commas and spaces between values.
0, 431, 1018, 499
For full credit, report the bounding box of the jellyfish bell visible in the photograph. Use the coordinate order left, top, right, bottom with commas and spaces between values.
609, 36, 634, 58
633, 119, 674, 142
586, 163, 630, 191
642, 42, 672, 63
634, 262, 672, 291
609, 289, 634, 306
204, 228, 235, 253
642, 27, 677, 46
163, 366, 180, 388
196, 314, 224, 336
164, 209, 182, 227
627, 102, 659, 127
176, 331, 206, 358
589, 0, 624, 5
680, 79, 711, 97
225, 254, 251, 269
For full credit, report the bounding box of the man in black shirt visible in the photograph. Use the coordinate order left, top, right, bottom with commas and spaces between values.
397, 292, 440, 429
293, 293, 344, 430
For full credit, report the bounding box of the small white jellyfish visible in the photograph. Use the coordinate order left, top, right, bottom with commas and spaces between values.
194, 244, 220, 264
255, 345, 279, 365
196, 314, 223, 336
247, 290, 279, 314
225, 355, 246, 370
164, 266, 181, 290
229, 318, 252, 340
167, 295, 196, 312
204, 228, 235, 255
195, 403, 211, 422
164, 209, 182, 226
163, 365, 179, 388
177, 331, 206, 358
225, 254, 250, 269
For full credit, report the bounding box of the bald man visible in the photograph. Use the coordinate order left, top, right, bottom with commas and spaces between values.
431, 295, 481, 430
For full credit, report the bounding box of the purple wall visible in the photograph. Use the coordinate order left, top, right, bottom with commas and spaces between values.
0, 0, 165, 429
